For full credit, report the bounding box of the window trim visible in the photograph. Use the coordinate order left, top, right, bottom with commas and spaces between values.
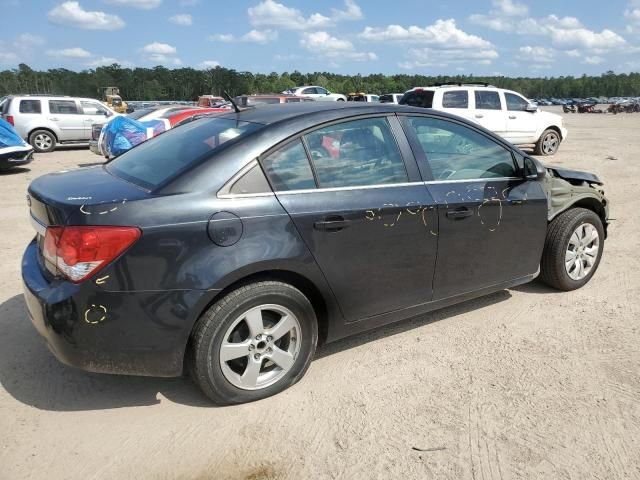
398, 113, 520, 182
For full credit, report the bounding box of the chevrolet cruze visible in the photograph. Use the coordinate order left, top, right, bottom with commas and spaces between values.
22, 102, 609, 404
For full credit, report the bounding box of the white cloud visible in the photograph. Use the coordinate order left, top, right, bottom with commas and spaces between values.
104, 0, 161, 9
198, 60, 220, 69
331, 0, 362, 21
208, 30, 278, 44
518, 46, 556, 63
15, 33, 45, 47
48, 2, 125, 30
87, 56, 121, 67
248, 0, 330, 30
46, 47, 92, 58
247, 0, 362, 31
359, 19, 494, 50
565, 49, 581, 57
398, 47, 498, 69
169, 14, 192, 26
142, 42, 177, 55
583, 55, 605, 64
0, 52, 18, 64
469, 0, 528, 31
141, 42, 181, 65
300, 31, 376, 62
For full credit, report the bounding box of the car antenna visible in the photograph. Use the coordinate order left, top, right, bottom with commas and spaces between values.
222, 90, 241, 113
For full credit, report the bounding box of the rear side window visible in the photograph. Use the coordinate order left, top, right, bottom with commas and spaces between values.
475, 91, 501, 110
302, 88, 317, 95
442, 91, 468, 109
262, 139, 316, 191
107, 117, 262, 190
20, 99, 42, 114
399, 90, 434, 108
49, 100, 79, 114
505, 93, 529, 111
229, 163, 271, 195
304, 117, 408, 188
247, 97, 281, 105
405, 116, 516, 180
379, 94, 394, 103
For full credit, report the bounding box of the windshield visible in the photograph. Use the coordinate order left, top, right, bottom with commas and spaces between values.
106, 117, 263, 190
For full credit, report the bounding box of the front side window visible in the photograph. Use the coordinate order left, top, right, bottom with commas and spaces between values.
107, 117, 262, 190
262, 139, 316, 191
475, 91, 502, 110
505, 93, 529, 111
302, 88, 317, 95
442, 90, 468, 109
316, 87, 328, 95
49, 100, 79, 114
405, 116, 516, 180
81, 101, 109, 115
304, 117, 408, 188
19, 99, 42, 114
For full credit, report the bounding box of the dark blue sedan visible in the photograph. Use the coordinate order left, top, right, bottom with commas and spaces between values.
22, 102, 608, 404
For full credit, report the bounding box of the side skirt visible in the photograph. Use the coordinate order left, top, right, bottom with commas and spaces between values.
326, 273, 537, 342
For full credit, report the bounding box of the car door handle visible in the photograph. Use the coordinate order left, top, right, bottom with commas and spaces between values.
509, 115, 517, 119
446, 208, 474, 219
314, 216, 351, 232
475, 114, 484, 119
49, 117, 60, 121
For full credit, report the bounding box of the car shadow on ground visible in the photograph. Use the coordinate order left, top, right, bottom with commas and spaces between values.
0, 167, 31, 176
510, 279, 557, 295
0, 290, 511, 412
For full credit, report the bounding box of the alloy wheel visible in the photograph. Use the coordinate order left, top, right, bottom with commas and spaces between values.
219, 304, 301, 390
34, 133, 53, 150
565, 222, 600, 280
542, 131, 559, 155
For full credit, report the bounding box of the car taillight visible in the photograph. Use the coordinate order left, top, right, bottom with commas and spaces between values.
6, 115, 14, 125
43, 226, 141, 283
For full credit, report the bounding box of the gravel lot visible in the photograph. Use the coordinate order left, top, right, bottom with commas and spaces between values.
1, 107, 639, 479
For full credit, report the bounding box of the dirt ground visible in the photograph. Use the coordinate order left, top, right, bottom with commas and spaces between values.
0, 106, 639, 480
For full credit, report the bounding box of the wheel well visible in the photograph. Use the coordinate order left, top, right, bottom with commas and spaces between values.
194, 270, 330, 346
28, 127, 58, 142
553, 199, 608, 237
546, 125, 562, 139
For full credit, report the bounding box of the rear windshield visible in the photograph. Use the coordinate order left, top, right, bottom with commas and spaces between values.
106, 117, 262, 190
399, 90, 434, 108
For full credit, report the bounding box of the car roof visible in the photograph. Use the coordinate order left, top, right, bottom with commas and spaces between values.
213, 101, 463, 126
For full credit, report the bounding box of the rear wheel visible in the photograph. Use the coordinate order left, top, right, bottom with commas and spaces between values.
534, 128, 560, 156
188, 281, 318, 405
29, 130, 56, 153
540, 208, 604, 291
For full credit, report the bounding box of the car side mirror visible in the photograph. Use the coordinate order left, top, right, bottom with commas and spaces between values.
524, 156, 546, 180
525, 103, 538, 112
326, 92, 330, 95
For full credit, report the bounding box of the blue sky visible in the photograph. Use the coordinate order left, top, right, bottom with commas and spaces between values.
1, 0, 639, 76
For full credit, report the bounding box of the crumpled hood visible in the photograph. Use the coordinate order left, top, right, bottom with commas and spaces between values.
545, 165, 603, 185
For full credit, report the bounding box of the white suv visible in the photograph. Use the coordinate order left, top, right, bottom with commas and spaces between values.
0, 95, 117, 153
283, 86, 346, 101
400, 84, 568, 155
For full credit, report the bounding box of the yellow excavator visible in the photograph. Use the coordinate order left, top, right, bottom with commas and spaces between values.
100, 86, 128, 114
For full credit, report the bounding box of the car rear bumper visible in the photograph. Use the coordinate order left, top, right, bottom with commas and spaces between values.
0, 149, 33, 169
21, 239, 204, 377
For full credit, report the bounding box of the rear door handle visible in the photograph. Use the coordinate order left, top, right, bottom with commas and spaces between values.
49, 117, 60, 121
314, 216, 351, 232
509, 115, 517, 119
446, 208, 474, 219
475, 114, 484, 119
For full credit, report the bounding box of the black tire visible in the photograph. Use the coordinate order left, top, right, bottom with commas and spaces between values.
336, 98, 345, 101
188, 281, 318, 405
540, 208, 604, 291
28, 129, 56, 153
534, 128, 561, 156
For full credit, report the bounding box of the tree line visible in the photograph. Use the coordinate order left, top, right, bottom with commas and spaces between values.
1, 64, 640, 101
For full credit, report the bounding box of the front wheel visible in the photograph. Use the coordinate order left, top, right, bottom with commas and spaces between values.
336, 98, 345, 101
534, 129, 561, 156
188, 281, 318, 405
540, 208, 604, 291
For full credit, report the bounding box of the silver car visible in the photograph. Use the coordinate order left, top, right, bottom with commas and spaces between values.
0, 95, 117, 153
